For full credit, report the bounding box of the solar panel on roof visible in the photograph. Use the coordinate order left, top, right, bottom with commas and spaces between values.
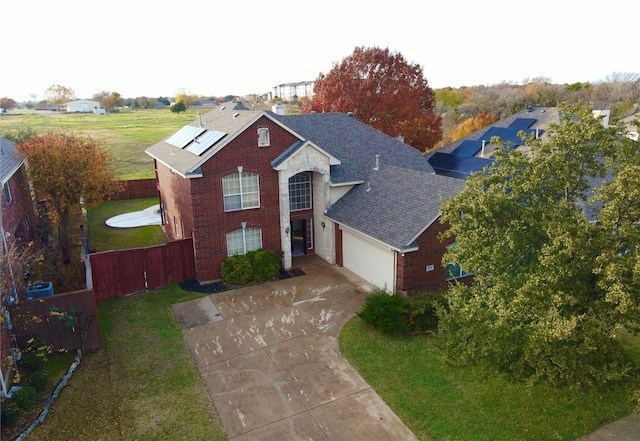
166, 126, 206, 148
509, 118, 536, 130
185, 129, 226, 156
452, 140, 483, 157
429, 152, 493, 176
482, 127, 533, 147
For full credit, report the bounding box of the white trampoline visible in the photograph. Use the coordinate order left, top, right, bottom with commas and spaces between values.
105, 204, 162, 228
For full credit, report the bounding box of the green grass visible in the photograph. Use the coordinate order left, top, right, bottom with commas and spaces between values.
339, 317, 638, 441
0, 108, 204, 179
27, 285, 227, 441
87, 197, 167, 252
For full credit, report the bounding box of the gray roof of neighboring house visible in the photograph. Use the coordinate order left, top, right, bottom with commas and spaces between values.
0, 137, 26, 185
145, 102, 261, 177
269, 112, 435, 184
326, 164, 464, 250
430, 106, 560, 157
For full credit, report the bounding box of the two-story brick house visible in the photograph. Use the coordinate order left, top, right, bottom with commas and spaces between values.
146, 102, 468, 293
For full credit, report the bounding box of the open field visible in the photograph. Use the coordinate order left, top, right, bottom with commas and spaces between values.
0, 108, 206, 179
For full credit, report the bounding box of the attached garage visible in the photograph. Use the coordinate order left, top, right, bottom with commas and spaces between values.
341, 227, 396, 291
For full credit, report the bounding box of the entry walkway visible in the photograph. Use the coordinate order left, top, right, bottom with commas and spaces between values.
576, 413, 640, 440
173, 258, 418, 440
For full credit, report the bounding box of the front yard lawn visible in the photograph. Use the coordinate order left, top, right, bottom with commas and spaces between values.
25, 285, 227, 441
339, 317, 639, 441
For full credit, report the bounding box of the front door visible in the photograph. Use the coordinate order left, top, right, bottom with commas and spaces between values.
290, 218, 313, 256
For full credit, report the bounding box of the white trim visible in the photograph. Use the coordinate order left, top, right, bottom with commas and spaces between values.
273, 140, 341, 171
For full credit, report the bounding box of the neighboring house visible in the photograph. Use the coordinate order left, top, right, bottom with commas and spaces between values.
146, 102, 468, 294
271, 81, 315, 101
1, 136, 38, 397
64, 99, 102, 113
1, 137, 38, 299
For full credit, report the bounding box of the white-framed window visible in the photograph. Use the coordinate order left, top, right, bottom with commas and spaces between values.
289, 173, 311, 211
307, 218, 313, 250
446, 241, 472, 280
226, 227, 262, 256
3, 182, 12, 204
223, 172, 260, 211
257, 127, 270, 147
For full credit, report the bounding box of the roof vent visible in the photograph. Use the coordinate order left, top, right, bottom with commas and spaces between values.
347, 111, 354, 118
373, 154, 380, 171
366, 182, 371, 192
233, 112, 239, 118
220, 106, 226, 111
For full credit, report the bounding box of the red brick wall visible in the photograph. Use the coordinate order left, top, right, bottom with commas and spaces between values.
2, 166, 36, 243
396, 217, 456, 294
2, 165, 37, 297
155, 161, 194, 241
188, 116, 299, 282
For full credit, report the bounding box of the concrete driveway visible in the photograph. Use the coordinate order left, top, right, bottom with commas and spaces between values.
172, 256, 418, 441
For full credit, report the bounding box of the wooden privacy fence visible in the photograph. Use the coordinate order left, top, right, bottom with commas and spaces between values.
111, 178, 157, 200
8, 289, 101, 352
89, 238, 196, 302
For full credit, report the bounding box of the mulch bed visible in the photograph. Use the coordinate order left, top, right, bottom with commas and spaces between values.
178, 268, 306, 294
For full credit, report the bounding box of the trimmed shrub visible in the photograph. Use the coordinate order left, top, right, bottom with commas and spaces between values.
12, 386, 36, 409
247, 249, 280, 282
1, 402, 20, 427
28, 369, 51, 392
221, 249, 281, 285
406, 290, 448, 332
357, 289, 410, 335
220, 253, 253, 285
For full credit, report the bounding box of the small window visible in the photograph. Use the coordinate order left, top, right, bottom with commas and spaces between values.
446, 242, 472, 280
226, 228, 262, 256
3, 183, 12, 204
223, 172, 260, 211
257, 127, 270, 147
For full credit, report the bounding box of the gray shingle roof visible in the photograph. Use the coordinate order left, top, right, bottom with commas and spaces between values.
326, 164, 464, 250
270, 112, 434, 184
0, 137, 26, 185
145, 103, 261, 176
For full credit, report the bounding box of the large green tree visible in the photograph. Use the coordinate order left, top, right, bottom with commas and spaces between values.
17, 132, 122, 263
438, 103, 640, 386
302, 46, 442, 152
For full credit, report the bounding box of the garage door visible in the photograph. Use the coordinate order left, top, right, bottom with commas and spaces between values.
342, 229, 395, 292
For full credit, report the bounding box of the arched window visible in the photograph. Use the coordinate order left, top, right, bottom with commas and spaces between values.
226, 228, 262, 256
289, 172, 311, 211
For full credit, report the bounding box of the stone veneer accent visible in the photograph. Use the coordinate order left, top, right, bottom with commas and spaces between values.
277, 144, 333, 269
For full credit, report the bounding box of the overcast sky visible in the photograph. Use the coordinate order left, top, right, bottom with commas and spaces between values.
2, 0, 638, 102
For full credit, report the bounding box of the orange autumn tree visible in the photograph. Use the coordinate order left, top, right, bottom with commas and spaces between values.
450, 111, 497, 141
302, 46, 442, 152
17, 132, 122, 263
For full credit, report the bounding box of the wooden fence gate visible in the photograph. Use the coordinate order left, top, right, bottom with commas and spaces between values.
89, 238, 196, 302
